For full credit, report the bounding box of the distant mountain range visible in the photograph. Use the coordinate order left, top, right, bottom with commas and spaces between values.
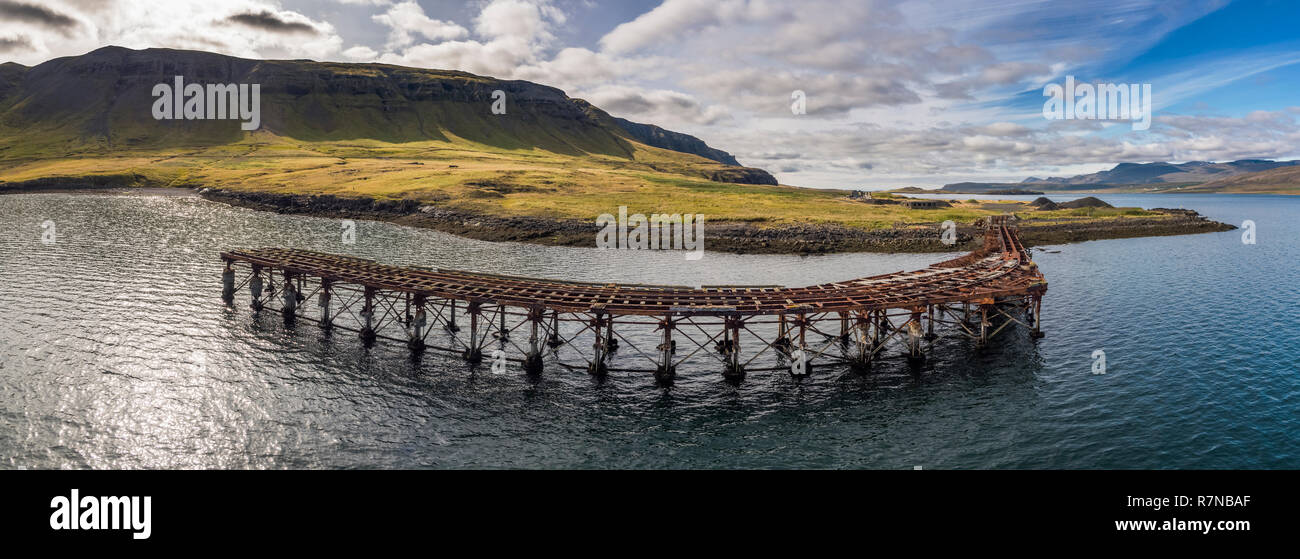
1188, 165, 1300, 193
1022, 159, 1300, 186
943, 159, 1300, 193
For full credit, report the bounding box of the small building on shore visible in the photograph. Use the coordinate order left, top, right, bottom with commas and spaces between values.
849, 190, 900, 205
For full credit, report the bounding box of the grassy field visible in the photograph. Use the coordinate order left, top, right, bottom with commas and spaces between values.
0, 47, 1205, 252
0, 132, 1174, 230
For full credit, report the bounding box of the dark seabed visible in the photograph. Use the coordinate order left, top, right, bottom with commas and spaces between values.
0, 191, 1296, 469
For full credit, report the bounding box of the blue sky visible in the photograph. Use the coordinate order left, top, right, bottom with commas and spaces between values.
3, 0, 1299, 187
1126, 0, 1300, 115
988, 0, 1300, 117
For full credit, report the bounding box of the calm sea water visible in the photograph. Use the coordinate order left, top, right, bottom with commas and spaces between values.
0, 191, 1296, 469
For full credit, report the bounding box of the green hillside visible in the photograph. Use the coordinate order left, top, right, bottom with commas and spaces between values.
0, 46, 1188, 238
0, 47, 803, 216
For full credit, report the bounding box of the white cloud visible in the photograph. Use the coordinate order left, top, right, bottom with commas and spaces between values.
583, 85, 731, 125
599, 0, 739, 54
372, 1, 468, 50
0, 0, 345, 65
341, 45, 379, 61
5, 0, 1295, 188
475, 0, 562, 43
977, 122, 1031, 137
373, 0, 564, 78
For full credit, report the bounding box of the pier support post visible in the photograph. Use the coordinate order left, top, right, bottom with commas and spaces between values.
464, 302, 483, 363
838, 312, 851, 343
774, 310, 785, 345
849, 312, 872, 373
360, 287, 377, 345
925, 305, 937, 341
655, 316, 676, 385
524, 307, 543, 375
1030, 296, 1044, 339
723, 315, 745, 381
872, 310, 885, 347
281, 274, 297, 323
318, 280, 332, 330
546, 310, 562, 348
221, 262, 235, 303
977, 305, 990, 347
408, 295, 427, 353
249, 266, 264, 312
783, 313, 810, 377
446, 299, 460, 332
605, 316, 618, 352
775, 313, 791, 351
906, 311, 925, 367
589, 312, 608, 376
494, 305, 509, 341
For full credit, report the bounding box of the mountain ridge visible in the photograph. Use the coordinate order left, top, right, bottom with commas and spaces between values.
1186, 165, 1300, 193
1018, 159, 1300, 186
941, 159, 1300, 193
609, 117, 741, 166
0, 46, 774, 184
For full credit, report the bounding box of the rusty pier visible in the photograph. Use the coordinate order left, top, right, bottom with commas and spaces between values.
219, 216, 1046, 384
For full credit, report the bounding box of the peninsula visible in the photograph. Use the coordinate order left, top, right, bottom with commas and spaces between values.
0, 47, 1232, 254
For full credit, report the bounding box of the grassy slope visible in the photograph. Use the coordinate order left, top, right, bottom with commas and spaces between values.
0, 130, 1099, 229
0, 48, 1182, 233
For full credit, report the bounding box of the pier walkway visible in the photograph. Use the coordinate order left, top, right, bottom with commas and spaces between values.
220, 216, 1046, 383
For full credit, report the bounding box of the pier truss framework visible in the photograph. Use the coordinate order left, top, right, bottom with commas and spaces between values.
220, 217, 1046, 384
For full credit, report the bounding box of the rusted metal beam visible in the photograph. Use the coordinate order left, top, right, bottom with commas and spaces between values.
219, 222, 1046, 381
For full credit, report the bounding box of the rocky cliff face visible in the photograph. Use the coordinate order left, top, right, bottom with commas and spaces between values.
610, 117, 741, 166
705, 167, 779, 185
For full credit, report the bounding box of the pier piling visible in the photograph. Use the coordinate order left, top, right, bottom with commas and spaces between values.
281, 275, 297, 323
589, 312, 608, 376
907, 311, 925, 367
656, 317, 676, 384
408, 295, 427, 352
464, 302, 483, 363
524, 307, 544, 375
221, 265, 235, 303
318, 280, 332, 329
249, 267, 264, 311
360, 287, 377, 345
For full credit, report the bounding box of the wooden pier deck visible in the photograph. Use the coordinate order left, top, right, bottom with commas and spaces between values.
219, 216, 1046, 383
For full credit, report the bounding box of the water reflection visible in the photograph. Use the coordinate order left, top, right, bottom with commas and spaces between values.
1, 192, 1294, 469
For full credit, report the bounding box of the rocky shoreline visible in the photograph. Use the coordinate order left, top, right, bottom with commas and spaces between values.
1017, 209, 1236, 245
196, 188, 1235, 254
0, 178, 1236, 254
198, 188, 977, 254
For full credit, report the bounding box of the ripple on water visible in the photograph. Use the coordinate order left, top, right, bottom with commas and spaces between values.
0, 192, 1297, 468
